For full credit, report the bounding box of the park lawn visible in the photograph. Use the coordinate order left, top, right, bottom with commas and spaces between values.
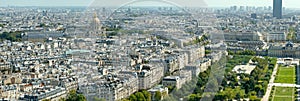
274, 66, 295, 84
274, 76, 295, 83
274, 87, 294, 96
271, 87, 295, 101
277, 66, 295, 76
273, 96, 293, 101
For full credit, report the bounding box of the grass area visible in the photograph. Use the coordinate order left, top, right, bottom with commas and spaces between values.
271, 87, 295, 101
274, 66, 296, 84
274, 87, 294, 96
273, 96, 293, 101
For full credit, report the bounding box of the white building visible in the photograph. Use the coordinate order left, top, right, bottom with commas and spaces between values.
79, 74, 138, 101
162, 70, 192, 90
268, 42, 300, 58
162, 76, 181, 89
268, 32, 286, 41
148, 85, 168, 101
137, 64, 164, 90
21, 86, 67, 101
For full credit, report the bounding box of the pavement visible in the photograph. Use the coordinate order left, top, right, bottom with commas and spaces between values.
262, 64, 278, 101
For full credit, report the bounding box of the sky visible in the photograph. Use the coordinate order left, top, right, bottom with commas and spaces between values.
0, 0, 299, 8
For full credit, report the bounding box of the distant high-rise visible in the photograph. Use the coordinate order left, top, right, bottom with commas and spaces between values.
251, 13, 257, 19
273, 0, 282, 19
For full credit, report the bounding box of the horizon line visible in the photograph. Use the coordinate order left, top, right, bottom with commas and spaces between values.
1, 5, 300, 9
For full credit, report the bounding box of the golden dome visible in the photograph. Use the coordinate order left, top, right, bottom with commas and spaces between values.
93, 12, 101, 24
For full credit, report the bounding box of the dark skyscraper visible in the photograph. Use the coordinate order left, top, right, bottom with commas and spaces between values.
251, 13, 257, 19
273, 0, 282, 19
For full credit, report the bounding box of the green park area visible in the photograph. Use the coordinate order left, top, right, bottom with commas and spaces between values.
274, 65, 296, 84
212, 56, 277, 101
270, 87, 295, 101
0, 31, 22, 42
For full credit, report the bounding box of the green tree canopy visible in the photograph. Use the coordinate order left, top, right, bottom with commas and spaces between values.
142, 90, 151, 101
66, 90, 86, 101
129, 94, 137, 101
154, 91, 162, 101
93, 97, 106, 101
135, 92, 146, 101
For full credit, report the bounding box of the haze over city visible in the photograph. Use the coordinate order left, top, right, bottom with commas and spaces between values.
0, 0, 300, 8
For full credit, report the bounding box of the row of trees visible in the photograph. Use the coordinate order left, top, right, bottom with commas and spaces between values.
65, 90, 86, 101
186, 67, 211, 101
228, 50, 256, 56
122, 90, 152, 101
185, 55, 227, 101
287, 27, 296, 41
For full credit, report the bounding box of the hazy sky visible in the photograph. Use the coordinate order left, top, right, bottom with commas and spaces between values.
0, 0, 299, 8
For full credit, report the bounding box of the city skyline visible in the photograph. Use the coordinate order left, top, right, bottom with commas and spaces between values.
0, 0, 300, 8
